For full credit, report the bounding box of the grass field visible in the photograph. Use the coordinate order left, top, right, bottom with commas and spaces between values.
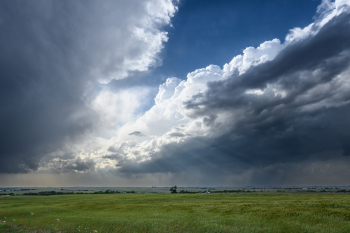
1, 193, 350, 232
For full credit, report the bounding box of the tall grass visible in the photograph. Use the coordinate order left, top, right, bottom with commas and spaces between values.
1, 193, 350, 232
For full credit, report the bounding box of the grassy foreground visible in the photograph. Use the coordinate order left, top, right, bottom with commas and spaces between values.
1, 193, 350, 232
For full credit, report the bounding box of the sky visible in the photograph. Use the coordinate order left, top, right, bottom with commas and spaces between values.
1, 0, 350, 187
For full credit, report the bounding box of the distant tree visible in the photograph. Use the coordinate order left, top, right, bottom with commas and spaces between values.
169, 186, 177, 193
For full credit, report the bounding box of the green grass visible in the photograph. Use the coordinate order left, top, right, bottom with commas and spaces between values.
1, 193, 350, 232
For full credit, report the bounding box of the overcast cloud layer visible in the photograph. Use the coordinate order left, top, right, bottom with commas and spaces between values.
2, 0, 350, 186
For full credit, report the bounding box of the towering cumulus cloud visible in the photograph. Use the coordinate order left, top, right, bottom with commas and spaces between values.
0, 0, 177, 174
104, 0, 350, 185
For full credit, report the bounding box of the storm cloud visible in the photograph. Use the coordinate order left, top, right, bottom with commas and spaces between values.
182, 10, 350, 162
0, 0, 177, 174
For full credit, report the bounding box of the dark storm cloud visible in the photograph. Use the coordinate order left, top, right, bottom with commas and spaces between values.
45, 157, 96, 173
102, 153, 124, 161
102, 155, 120, 160
118, 10, 350, 183
0, 0, 173, 174
182, 11, 350, 168
119, 105, 350, 184
102, 153, 128, 168
64, 158, 96, 172
203, 114, 217, 127
0, 1, 96, 173
118, 137, 247, 175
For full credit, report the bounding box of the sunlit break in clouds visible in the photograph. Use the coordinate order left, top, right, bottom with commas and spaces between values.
1, 0, 350, 187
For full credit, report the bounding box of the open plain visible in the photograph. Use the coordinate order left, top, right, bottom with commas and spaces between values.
1, 192, 350, 232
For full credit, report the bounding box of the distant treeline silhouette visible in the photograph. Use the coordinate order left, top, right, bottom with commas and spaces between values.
23, 191, 73, 196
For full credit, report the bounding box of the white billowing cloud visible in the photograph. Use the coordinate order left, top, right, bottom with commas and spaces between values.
318, 0, 350, 20
237, 39, 285, 74
112, 64, 230, 143
224, 0, 350, 77
286, 0, 350, 43
84, 0, 178, 83
91, 87, 152, 135
222, 39, 285, 75
155, 77, 182, 105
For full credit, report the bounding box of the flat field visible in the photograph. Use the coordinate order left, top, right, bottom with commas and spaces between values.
1, 193, 350, 233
